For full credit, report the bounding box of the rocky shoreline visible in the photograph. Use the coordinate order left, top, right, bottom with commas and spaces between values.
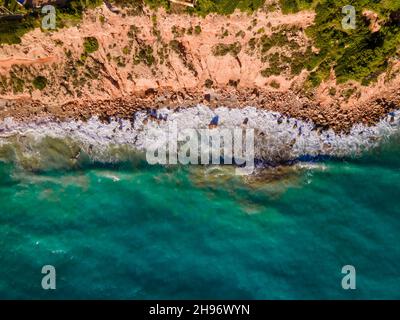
0, 4, 400, 148
1, 103, 399, 172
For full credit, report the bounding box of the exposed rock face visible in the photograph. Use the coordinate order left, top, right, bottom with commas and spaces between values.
363, 9, 381, 33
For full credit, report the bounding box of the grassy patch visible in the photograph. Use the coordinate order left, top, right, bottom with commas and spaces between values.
0, 15, 37, 45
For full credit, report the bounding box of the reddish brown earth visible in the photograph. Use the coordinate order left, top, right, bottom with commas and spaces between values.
0, 4, 399, 132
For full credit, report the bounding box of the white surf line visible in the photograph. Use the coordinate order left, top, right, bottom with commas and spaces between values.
0, 105, 399, 163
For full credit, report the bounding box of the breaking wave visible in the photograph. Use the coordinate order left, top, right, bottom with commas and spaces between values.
0, 105, 399, 171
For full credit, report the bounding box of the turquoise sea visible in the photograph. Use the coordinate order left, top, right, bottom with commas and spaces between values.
0, 133, 399, 300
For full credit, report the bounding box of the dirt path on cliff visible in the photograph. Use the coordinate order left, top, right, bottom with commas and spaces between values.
0, 56, 57, 74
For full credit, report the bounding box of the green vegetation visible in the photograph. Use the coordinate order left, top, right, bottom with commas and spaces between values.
248, 26, 317, 77
0, 0, 399, 89
0, 15, 37, 45
259, 28, 299, 56
279, 0, 314, 14
228, 79, 240, 87
111, 0, 266, 16
169, 39, 183, 54
212, 42, 242, 57
172, 25, 186, 38
49, 0, 104, 28
342, 87, 356, 100
279, 0, 400, 86
329, 87, 337, 95
83, 37, 99, 54
32, 76, 48, 90
187, 24, 202, 35
188, 0, 266, 16
270, 80, 281, 88
205, 78, 214, 88
194, 25, 202, 35
113, 0, 266, 15
122, 45, 131, 55
169, 40, 197, 75
261, 65, 281, 77
114, 55, 127, 67
236, 30, 246, 38
157, 42, 169, 64
58, 0, 103, 19
0, 0, 103, 44
219, 27, 229, 38
133, 45, 155, 66
10, 73, 24, 93
128, 24, 140, 38
0, 76, 7, 94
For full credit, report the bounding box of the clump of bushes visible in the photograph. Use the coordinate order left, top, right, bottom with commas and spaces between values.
194, 25, 202, 35
114, 0, 266, 16
205, 79, 214, 88
33, 76, 48, 90
270, 80, 280, 88
83, 37, 99, 54
228, 79, 240, 87
279, 0, 313, 14
188, 0, 266, 16
0, 16, 37, 45
10, 74, 24, 93
300, 0, 400, 86
169, 40, 185, 54
133, 45, 155, 66
128, 25, 140, 38
212, 42, 242, 57
172, 25, 186, 38
261, 66, 281, 77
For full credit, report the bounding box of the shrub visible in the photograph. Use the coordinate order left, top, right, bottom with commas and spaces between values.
33, 76, 48, 90
205, 79, 214, 88
212, 42, 242, 57
83, 37, 99, 54
194, 25, 202, 35
133, 45, 155, 66
11, 74, 24, 93
270, 80, 281, 88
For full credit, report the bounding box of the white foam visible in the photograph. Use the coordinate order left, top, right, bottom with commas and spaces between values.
0, 105, 399, 163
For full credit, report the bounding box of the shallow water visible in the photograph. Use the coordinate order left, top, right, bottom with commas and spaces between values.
0, 131, 399, 299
